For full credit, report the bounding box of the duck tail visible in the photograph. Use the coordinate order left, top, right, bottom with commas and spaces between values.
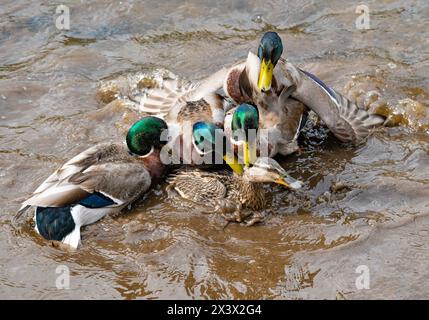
62, 226, 81, 249
14, 204, 30, 223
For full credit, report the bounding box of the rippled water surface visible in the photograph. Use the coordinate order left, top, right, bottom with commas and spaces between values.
1, 0, 428, 299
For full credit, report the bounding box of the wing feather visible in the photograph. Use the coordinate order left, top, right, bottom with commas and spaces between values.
139, 68, 229, 118
18, 144, 148, 216
289, 68, 384, 143
167, 170, 227, 203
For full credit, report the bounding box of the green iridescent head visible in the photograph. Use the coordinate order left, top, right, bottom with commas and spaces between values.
257, 32, 283, 91
192, 121, 243, 175
231, 103, 259, 167
126, 116, 168, 156
257, 31, 283, 66
231, 103, 259, 141
192, 121, 223, 154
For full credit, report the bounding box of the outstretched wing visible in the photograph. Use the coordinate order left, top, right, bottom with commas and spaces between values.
139, 68, 229, 118
138, 78, 196, 117
290, 68, 384, 143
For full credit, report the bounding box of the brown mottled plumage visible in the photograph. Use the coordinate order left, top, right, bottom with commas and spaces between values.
167, 169, 266, 212
176, 99, 215, 125
167, 157, 302, 224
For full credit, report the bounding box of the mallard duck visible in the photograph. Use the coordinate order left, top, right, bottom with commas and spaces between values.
222, 102, 300, 166
224, 103, 259, 166
139, 32, 383, 160
225, 98, 305, 159
17, 116, 168, 248
139, 78, 261, 167
221, 31, 384, 156
167, 121, 302, 225
168, 157, 302, 225
138, 70, 230, 165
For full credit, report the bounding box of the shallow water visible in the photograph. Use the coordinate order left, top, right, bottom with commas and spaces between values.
1, 0, 428, 299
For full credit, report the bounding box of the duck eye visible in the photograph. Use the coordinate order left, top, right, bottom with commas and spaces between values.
257, 45, 263, 59
195, 133, 207, 147
193, 134, 208, 151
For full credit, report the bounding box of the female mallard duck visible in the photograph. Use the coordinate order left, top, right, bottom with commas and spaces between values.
17, 116, 168, 248
168, 158, 302, 225
167, 121, 302, 225
221, 31, 384, 156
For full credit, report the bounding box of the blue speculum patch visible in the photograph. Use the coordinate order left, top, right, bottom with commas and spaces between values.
79, 192, 115, 208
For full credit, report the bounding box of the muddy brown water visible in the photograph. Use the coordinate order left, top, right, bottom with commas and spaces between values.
1, 0, 428, 299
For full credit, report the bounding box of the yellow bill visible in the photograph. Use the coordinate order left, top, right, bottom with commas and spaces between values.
243, 141, 250, 167
223, 154, 244, 175
274, 175, 303, 190
258, 59, 274, 91
242, 139, 257, 167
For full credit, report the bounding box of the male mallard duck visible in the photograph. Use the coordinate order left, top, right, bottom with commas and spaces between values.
223, 102, 299, 166
225, 97, 305, 159
221, 31, 384, 157
223, 102, 297, 166
17, 116, 168, 248
140, 79, 262, 167
138, 70, 230, 165
224, 103, 259, 166
139, 32, 383, 159
167, 121, 302, 225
